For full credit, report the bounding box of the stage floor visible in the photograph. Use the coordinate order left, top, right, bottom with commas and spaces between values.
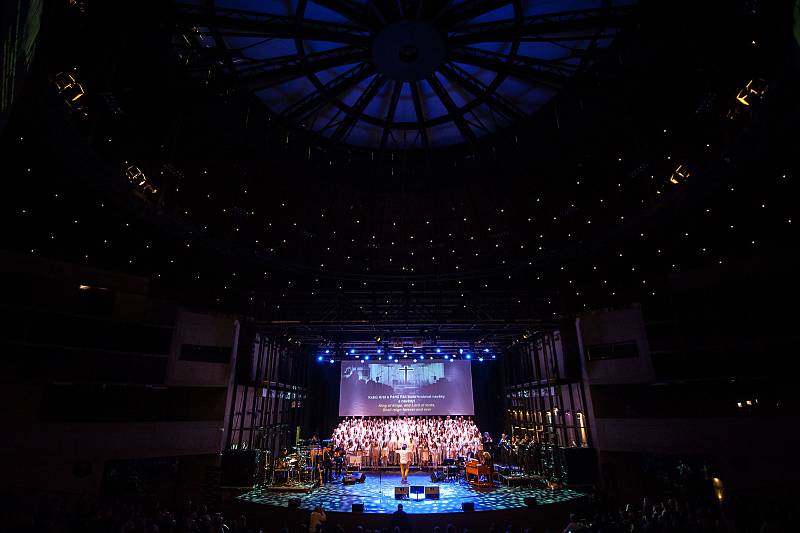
237, 472, 586, 514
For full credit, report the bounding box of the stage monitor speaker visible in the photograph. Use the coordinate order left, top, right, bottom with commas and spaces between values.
352, 503, 364, 513
425, 486, 440, 500
562, 447, 599, 485
524, 496, 538, 507
288, 498, 301, 508
220, 449, 259, 488
462, 502, 474, 512
394, 486, 409, 499
410, 485, 424, 500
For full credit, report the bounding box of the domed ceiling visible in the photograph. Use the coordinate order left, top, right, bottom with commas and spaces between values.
176, 0, 636, 149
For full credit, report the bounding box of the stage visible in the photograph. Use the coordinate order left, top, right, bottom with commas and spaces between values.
237, 471, 586, 514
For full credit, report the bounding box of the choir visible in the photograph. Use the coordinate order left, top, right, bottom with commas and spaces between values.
331, 416, 483, 468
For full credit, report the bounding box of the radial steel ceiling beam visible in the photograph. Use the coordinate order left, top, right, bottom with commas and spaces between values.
283, 62, 376, 121
175, 3, 371, 44
239, 46, 370, 90
330, 74, 388, 142
379, 80, 404, 151
410, 81, 430, 149
438, 62, 525, 121
448, 6, 633, 44
426, 73, 477, 143
449, 47, 573, 88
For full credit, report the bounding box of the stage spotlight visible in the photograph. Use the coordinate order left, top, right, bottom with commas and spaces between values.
459, 348, 464, 354
317, 355, 323, 362
483, 348, 489, 353
479, 357, 484, 362
325, 349, 330, 354
329, 359, 334, 364
466, 354, 472, 360
669, 164, 691, 185
377, 348, 382, 354
411, 349, 416, 354
492, 355, 496, 359
124, 164, 159, 196
350, 348, 356, 354
394, 358, 399, 363
364, 355, 370, 361
378, 356, 382, 360
436, 348, 441, 354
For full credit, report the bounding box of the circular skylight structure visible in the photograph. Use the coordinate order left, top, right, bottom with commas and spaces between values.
177, 0, 635, 149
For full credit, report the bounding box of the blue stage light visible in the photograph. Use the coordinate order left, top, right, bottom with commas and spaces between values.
377, 348, 382, 354
466, 354, 472, 360
394, 358, 399, 362
317, 355, 323, 362
411, 349, 416, 353
484, 348, 490, 353
459, 348, 464, 354
378, 356, 382, 360
350, 348, 356, 354
436, 348, 441, 353
329, 359, 334, 364
325, 349, 330, 354
492, 355, 496, 359
364, 355, 370, 361
479, 357, 484, 362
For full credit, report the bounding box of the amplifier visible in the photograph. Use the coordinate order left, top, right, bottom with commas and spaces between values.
425, 486, 440, 500
394, 485, 409, 499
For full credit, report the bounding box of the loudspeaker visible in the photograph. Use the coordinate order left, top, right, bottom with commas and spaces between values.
562, 447, 599, 485
394, 486, 409, 499
288, 498, 301, 508
425, 486, 440, 500
352, 503, 364, 513
524, 496, 538, 507
410, 485, 424, 500
430, 470, 444, 483
462, 502, 474, 512
221, 449, 260, 487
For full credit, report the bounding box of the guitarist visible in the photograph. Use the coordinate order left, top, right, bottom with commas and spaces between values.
322, 445, 333, 483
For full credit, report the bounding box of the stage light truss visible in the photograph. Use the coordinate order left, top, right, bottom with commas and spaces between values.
172, 0, 635, 149
123, 163, 160, 198
52, 71, 88, 118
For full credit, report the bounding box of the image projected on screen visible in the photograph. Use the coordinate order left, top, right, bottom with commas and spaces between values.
339, 360, 474, 416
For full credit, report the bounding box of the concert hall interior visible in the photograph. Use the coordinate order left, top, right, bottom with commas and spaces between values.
1, 0, 799, 532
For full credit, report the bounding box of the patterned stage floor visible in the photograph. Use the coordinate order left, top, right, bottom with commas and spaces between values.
237, 472, 586, 514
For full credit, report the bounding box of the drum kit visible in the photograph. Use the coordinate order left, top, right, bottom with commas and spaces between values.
264, 440, 323, 486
